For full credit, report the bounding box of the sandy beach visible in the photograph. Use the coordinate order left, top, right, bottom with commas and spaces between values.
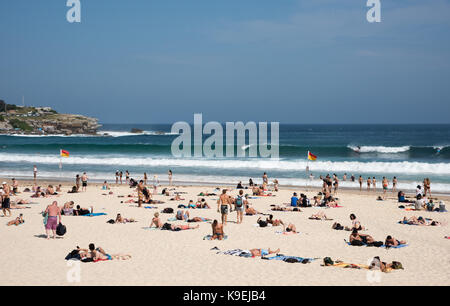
1, 179, 449, 286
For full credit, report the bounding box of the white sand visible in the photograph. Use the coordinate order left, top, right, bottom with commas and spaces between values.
1, 181, 449, 286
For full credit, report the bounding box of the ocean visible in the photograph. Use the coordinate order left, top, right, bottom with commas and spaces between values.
1, 124, 449, 193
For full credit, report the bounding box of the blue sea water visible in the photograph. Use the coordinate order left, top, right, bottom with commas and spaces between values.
0, 124, 449, 192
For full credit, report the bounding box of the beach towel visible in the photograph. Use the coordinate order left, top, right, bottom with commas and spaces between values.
144, 206, 157, 209
83, 213, 107, 217
217, 249, 253, 258
264, 254, 316, 263
253, 223, 273, 227
142, 227, 159, 230
167, 217, 177, 222
203, 234, 228, 240
327, 262, 370, 270
344, 240, 408, 249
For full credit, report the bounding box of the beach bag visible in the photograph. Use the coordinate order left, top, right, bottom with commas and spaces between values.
350, 240, 364, 246
42, 212, 48, 226
56, 223, 67, 236
323, 257, 334, 266
161, 223, 172, 230
162, 207, 174, 214
107, 219, 115, 224
284, 258, 300, 263
235, 195, 243, 207
65, 250, 81, 261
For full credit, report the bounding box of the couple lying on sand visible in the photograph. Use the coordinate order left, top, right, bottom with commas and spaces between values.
66, 243, 131, 262
400, 216, 441, 226
149, 212, 199, 231
349, 229, 406, 247
256, 215, 297, 232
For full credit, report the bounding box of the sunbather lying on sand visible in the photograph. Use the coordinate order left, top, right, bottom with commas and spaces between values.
187, 216, 212, 223
170, 194, 185, 201
245, 204, 262, 215
400, 216, 441, 226
283, 223, 297, 233
309, 211, 332, 220
384, 235, 406, 247
265, 215, 283, 226
7, 214, 24, 226
249, 248, 280, 257
271, 205, 302, 212
176, 210, 189, 221
115, 213, 136, 223
77, 244, 131, 261
349, 229, 381, 246
161, 222, 199, 231
370, 256, 404, 272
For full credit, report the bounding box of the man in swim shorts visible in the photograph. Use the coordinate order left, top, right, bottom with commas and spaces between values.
1, 182, 11, 217
81, 172, 88, 192
44, 201, 62, 239
217, 189, 233, 226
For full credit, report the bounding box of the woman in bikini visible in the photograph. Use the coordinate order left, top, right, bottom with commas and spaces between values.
7, 214, 24, 226
115, 213, 135, 223
384, 235, 406, 247
265, 215, 283, 226
149, 212, 163, 228
211, 219, 224, 240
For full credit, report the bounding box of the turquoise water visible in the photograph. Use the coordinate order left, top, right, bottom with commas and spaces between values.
0, 124, 449, 192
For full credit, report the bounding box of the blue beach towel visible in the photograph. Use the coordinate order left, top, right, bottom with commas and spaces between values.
84, 213, 107, 217
203, 234, 228, 240
265, 254, 316, 263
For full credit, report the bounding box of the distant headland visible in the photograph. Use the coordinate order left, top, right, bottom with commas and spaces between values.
0, 99, 100, 135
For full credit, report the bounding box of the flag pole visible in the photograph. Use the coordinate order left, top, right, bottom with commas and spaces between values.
306, 151, 310, 191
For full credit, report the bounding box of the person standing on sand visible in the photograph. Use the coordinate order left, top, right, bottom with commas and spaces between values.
33, 165, 37, 182
115, 171, 119, 184
234, 189, 246, 224
119, 171, 123, 184
144, 172, 148, 185
1, 182, 11, 217
392, 176, 398, 193
367, 177, 371, 192
217, 189, 233, 226
168, 170, 173, 186
137, 180, 144, 208
125, 171, 130, 184
81, 172, 88, 192
262, 172, 268, 185
382, 177, 389, 200
372, 177, 377, 191
44, 201, 61, 239
359, 176, 363, 192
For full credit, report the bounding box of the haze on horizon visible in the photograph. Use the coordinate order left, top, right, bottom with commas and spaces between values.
1, 0, 450, 124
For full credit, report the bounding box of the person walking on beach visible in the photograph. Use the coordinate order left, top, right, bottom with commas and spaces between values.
382, 177, 389, 200
234, 189, 246, 224
81, 172, 88, 192
1, 182, 11, 217
392, 176, 398, 193
217, 189, 233, 226
168, 170, 173, 186
115, 171, 119, 184
33, 165, 37, 182
44, 201, 61, 240
144, 172, 148, 185
125, 171, 130, 184
359, 176, 363, 192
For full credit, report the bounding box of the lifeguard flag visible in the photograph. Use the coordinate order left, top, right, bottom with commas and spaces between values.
60, 149, 70, 157
307, 151, 317, 161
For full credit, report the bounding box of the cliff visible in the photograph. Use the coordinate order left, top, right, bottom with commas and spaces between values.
0, 100, 100, 135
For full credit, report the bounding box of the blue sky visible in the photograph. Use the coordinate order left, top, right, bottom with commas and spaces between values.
1, 0, 449, 123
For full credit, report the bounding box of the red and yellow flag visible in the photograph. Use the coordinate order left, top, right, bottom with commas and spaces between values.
60, 149, 70, 157
307, 151, 317, 161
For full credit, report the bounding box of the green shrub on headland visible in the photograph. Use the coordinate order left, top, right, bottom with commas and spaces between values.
9, 118, 33, 131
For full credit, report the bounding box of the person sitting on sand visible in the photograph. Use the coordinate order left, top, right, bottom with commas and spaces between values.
56, 184, 62, 192
115, 213, 136, 224
211, 219, 224, 240
245, 203, 261, 215
249, 248, 280, 257
67, 186, 78, 194
102, 181, 110, 190
149, 212, 163, 228
309, 211, 331, 220
349, 229, 376, 245
77, 243, 131, 261
161, 222, 199, 231
46, 185, 57, 195
196, 198, 210, 209
344, 214, 365, 231
7, 214, 24, 226
73, 205, 93, 216
62, 201, 75, 216
176, 210, 189, 221
384, 235, 406, 247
